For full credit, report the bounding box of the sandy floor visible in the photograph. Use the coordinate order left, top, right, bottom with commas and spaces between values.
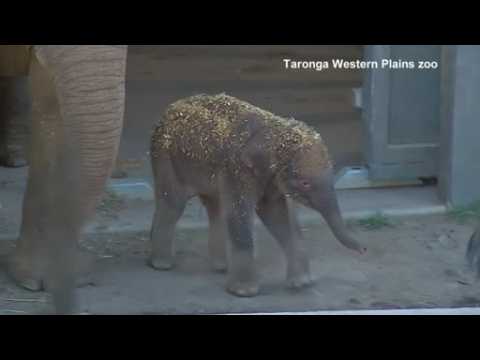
0, 210, 479, 315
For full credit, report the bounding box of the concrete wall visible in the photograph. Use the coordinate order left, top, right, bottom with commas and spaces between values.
439, 45, 480, 206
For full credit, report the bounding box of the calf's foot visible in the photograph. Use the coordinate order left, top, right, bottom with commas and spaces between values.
227, 265, 260, 297
149, 255, 175, 271
286, 256, 313, 289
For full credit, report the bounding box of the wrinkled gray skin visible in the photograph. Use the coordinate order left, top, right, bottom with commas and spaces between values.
150, 116, 366, 298
0, 78, 127, 178
0, 45, 127, 313
467, 225, 480, 278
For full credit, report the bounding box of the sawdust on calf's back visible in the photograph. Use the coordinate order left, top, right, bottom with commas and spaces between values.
151, 93, 332, 171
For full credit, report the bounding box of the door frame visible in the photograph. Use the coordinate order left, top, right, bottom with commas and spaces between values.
361, 45, 480, 207
362, 45, 441, 182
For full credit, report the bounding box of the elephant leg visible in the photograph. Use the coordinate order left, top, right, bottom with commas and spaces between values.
222, 186, 259, 297
256, 194, 312, 289
8, 161, 96, 293
7, 56, 85, 307
200, 196, 228, 273
150, 155, 187, 270
149, 196, 187, 271
0, 76, 30, 168
7, 46, 127, 314
7, 110, 97, 292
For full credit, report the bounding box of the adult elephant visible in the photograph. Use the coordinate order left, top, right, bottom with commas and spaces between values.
0, 45, 128, 313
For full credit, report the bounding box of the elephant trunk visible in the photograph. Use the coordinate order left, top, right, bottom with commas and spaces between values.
38, 45, 127, 220
320, 203, 366, 254
32, 45, 127, 313
310, 169, 366, 254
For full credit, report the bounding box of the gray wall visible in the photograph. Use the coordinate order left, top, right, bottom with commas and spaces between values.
439, 45, 480, 206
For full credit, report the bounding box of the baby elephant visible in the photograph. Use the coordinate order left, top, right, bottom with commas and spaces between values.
150, 94, 366, 297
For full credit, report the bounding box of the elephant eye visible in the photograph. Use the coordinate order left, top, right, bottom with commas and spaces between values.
298, 179, 312, 191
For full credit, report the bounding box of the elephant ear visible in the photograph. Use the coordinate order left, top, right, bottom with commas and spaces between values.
239, 115, 272, 178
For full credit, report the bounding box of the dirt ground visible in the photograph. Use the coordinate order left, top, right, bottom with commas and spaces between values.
0, 208, 479, 315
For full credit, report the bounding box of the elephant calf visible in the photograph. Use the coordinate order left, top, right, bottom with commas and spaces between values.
150, 94, 366, 297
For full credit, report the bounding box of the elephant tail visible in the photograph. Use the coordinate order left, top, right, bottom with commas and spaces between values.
466, 227, 480, 278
